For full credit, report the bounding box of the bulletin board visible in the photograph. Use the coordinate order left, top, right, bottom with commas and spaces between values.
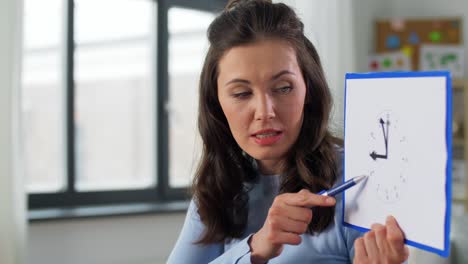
375, 18, 462, 70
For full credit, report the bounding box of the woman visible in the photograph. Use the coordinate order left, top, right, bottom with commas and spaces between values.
168, 0, 409, 263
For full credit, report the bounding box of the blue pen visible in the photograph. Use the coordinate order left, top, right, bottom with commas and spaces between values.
318, 175, 367, 196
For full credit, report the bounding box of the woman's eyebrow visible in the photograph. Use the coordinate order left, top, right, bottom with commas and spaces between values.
225, 78, 250, 86
224, 70, 295, 86
271, 70, 295, 80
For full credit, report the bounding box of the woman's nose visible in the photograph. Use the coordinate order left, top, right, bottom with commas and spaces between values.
254, 94, 275, 121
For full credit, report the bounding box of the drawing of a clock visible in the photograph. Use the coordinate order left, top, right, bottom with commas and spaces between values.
367, 110, 409, 203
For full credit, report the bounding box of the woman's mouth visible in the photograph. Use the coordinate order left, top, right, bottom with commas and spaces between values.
255, 131, 280, 138
252, 130, 283, 145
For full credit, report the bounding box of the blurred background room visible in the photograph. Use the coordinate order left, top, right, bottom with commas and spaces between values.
1, 0, 467, 263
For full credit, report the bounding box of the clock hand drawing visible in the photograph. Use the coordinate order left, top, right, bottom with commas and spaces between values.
370, 118, 389, 160
367, 111, 409, 203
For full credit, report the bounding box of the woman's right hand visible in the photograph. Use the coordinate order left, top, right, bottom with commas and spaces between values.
249, 189, 336, 263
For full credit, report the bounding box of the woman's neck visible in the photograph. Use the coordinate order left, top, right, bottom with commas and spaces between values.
257, 159, 284, 175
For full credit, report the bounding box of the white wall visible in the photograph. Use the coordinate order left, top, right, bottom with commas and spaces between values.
392, 0, 468, 77
28, 213, 186, 264
0, 0, 27, 263
353, 0, 393, 72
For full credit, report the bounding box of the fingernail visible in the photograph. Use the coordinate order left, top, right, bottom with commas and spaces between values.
326, 197, 335, 204
386, 215, 394, 223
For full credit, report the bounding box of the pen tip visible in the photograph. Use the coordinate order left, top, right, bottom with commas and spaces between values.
354, 175, 368, 182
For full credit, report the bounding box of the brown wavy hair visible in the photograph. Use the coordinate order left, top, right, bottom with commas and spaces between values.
192, 0, 342, 244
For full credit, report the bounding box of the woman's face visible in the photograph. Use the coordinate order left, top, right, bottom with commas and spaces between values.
217, 40, 307, 175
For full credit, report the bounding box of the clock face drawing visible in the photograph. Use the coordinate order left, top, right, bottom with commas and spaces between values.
367, 110, 409, 203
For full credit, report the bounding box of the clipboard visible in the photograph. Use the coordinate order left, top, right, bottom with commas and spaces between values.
343, 71, 452, 257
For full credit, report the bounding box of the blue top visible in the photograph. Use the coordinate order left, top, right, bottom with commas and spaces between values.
167, 171, 364, 263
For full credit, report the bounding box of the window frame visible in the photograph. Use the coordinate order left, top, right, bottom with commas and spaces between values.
28, 0, 224, 210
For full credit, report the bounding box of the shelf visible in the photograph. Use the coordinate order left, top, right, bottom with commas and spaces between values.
453, 79, 468, 89
459, 78, 468, 212
453, 137, 465, 147
451, 78, 468, 211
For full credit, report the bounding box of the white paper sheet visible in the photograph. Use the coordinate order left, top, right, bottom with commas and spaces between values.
344, 74, 449, 252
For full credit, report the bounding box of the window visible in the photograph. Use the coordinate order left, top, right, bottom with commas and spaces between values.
23, 0, 65, 193
74, 0, 156, 191
23, 0, 223, 211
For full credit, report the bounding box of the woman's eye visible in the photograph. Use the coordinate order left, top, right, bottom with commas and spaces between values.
232, 91, 252, 99
275, 86, 292, 94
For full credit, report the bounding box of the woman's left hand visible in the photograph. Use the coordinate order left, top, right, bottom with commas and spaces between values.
354, 215, 409, 264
